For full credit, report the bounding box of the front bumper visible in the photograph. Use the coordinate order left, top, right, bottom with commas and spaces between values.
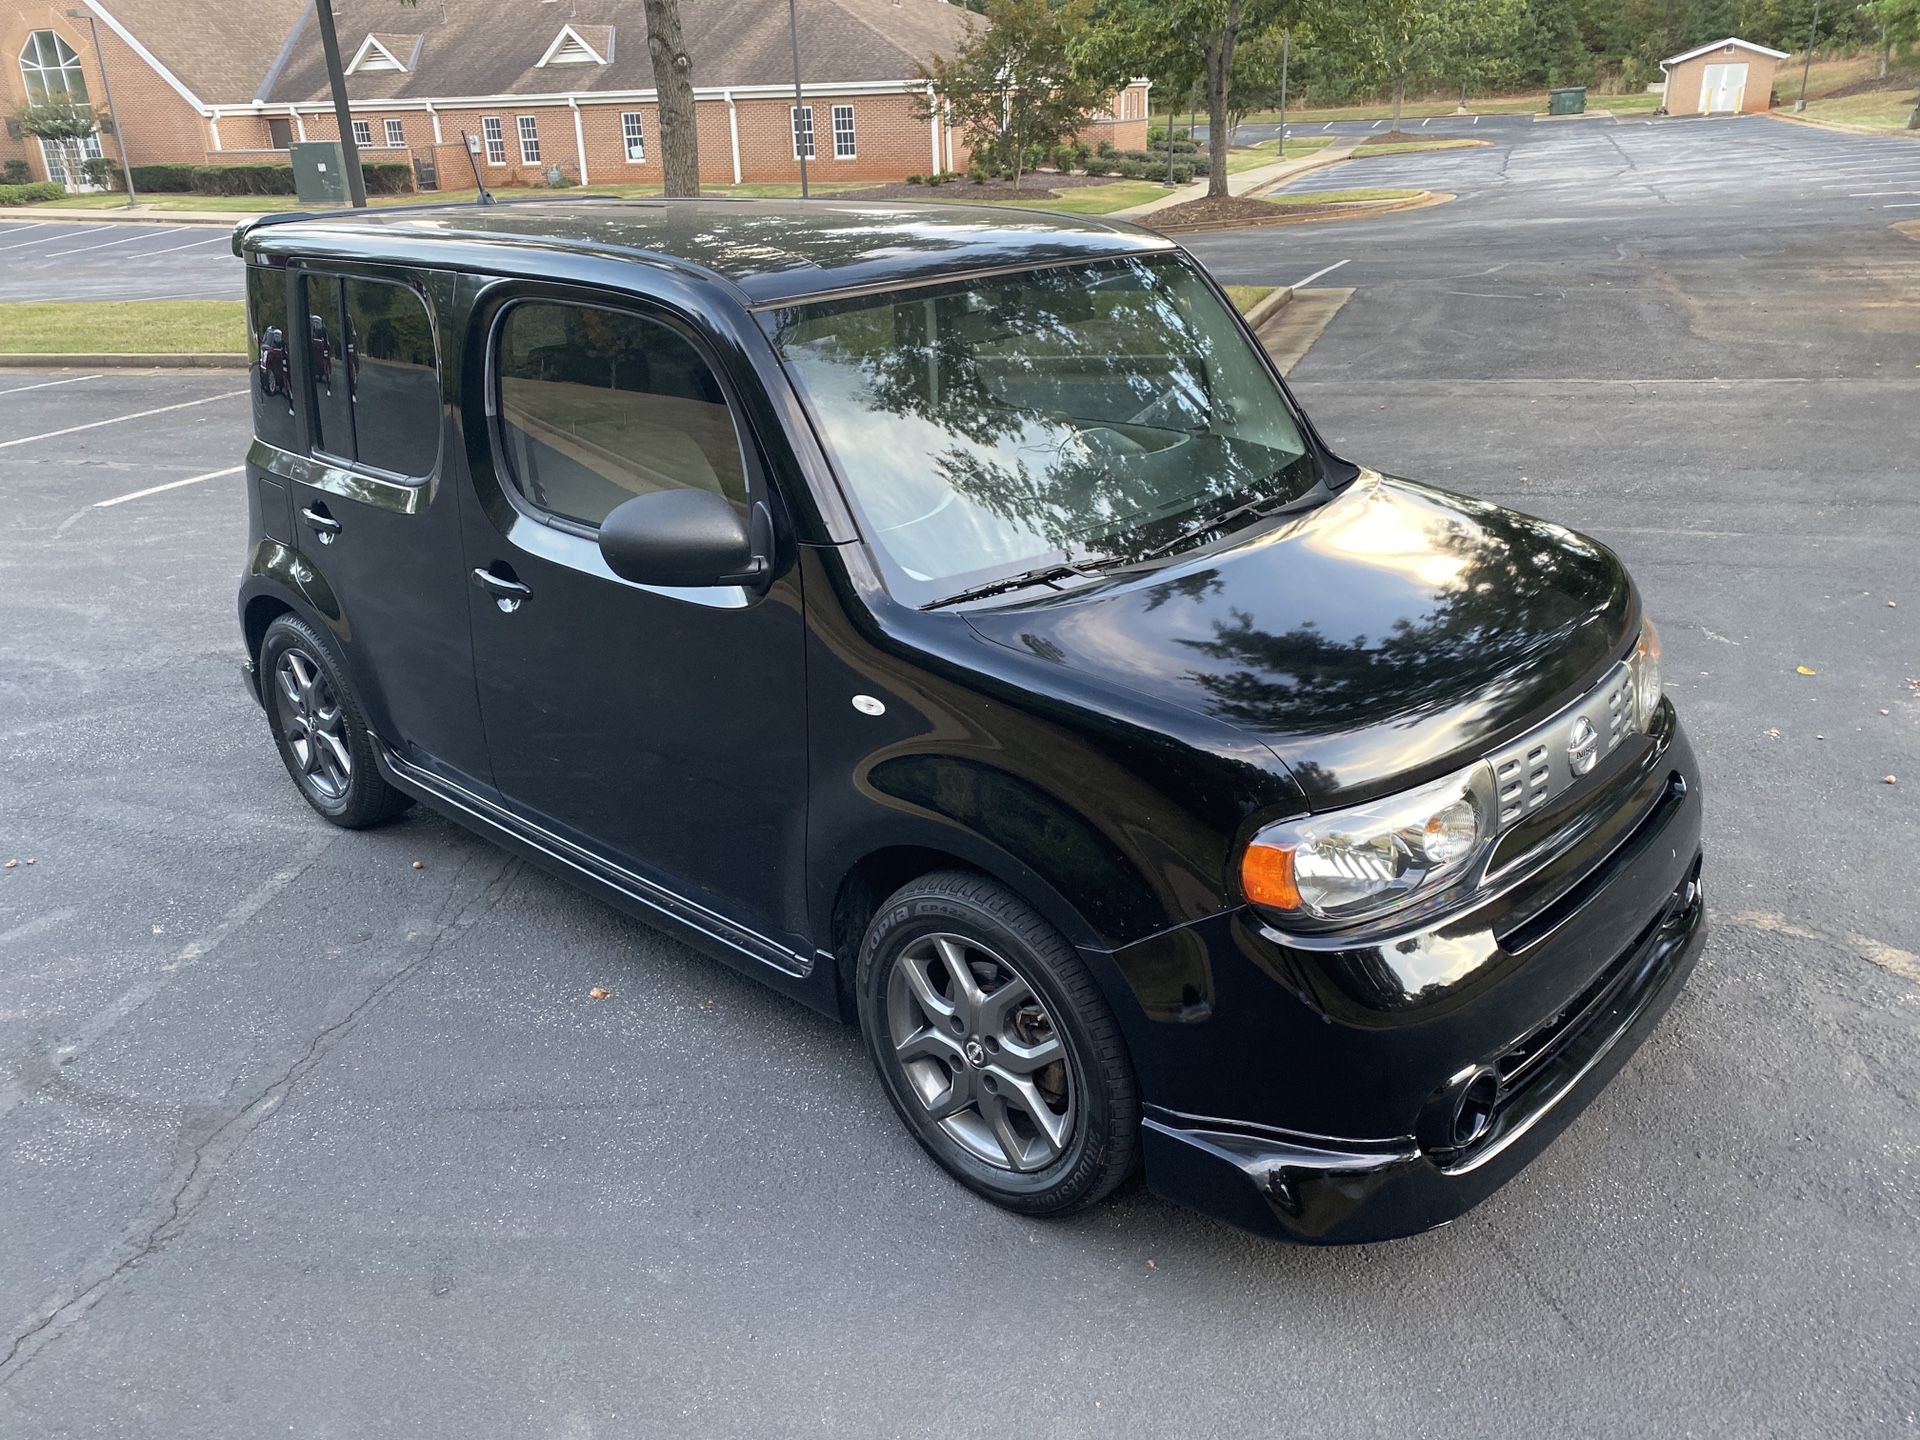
1141, 854, 1703, 1243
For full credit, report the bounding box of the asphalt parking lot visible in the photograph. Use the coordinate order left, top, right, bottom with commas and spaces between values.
0, 220, 239, 303
2, 115, 1917, 1436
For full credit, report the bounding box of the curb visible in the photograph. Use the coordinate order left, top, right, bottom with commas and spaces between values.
1113, 144, 1358, 219
0, 209, 244, 227
1238, 287, 1294, 330
1152, 190, 1449, 235
0, 352, 246, 369
1345, 138, 1493, 157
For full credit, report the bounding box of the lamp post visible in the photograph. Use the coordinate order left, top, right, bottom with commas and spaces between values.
1795, 0, 1820, 114
313, 0, 367, 207
788, 0, 809, 197
64, 9, 135, 206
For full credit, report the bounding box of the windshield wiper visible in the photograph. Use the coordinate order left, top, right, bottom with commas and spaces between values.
922, 556, 1127, 611
1136, 491, 1293, 562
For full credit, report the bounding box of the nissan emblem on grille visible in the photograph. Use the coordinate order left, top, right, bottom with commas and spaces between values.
1567, 716, 1600, 775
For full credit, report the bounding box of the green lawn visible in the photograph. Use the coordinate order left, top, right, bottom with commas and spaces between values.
1348, 137, 1491, 158
0, 300, 245, 353
1238, 89, 1663, 124
1800, 90, 1920, 131
31, 179, 884, 214
1223, 285, 1275, 312
957, 179, 1168, 215
1234, 136, 1334, 168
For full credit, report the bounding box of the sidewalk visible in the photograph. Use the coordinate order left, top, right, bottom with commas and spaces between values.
1114, 138, 1362, 219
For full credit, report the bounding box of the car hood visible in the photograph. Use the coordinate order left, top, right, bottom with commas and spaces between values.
963, 471, 1636, 808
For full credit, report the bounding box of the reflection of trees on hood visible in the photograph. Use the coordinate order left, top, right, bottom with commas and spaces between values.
1177, 511, 1622, 736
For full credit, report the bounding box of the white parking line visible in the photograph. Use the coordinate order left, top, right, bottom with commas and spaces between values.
1888, 202, 1920, 208
1293, 258, 1351, 288
43, 227, 185, 258
0, 224, 115, 252
0, 222, 50, 241
1322, 122, 1333, 132
1369, 119, 1383, 131
93, 464, 243, 508
134, 232, 235, 256
0, 390, 244, 450
1421, 117, 1432, 127
0, 373, 103, 397
1849, 190, 1920, 197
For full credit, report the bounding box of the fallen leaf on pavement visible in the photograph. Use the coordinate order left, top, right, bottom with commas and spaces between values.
1796, 666, 1817, 676
589, 986, 610, 1000
1885, 776, 1899, 786
2, 860, 14, 869
411, 860, 424, 870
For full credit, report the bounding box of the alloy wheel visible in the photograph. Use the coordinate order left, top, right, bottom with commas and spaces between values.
273, 647, 352, 800
884, 932, 1075, 1172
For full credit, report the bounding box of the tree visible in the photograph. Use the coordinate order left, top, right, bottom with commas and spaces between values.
11, 99, 105, 191
1324, 0, 1456, 131
916, 0, 1117, 189
642, 0, 700, 196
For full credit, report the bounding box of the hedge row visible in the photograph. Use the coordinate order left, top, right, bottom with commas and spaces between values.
0, 181, 64, 206
119, 160, 415, 196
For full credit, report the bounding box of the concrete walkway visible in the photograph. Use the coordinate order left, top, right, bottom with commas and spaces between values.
1113, 138, 1362, 218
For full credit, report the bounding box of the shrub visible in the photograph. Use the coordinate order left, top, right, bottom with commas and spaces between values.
1170, 162, 1195, 184
926, 170, 948, 186
1082, 158, 1111, 177
1071, 142, 1090, 169
0, 180, 65, 206
968, 164, 989, 183
906, 173, 924, 186
1095, 139, 1116, 158
80, 156, 117, 188
3, 158, 32, 184
362, 161, 415, 195
129, 163, 196, 192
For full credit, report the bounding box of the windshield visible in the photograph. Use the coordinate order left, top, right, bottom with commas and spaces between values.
764, 255, 1317, 606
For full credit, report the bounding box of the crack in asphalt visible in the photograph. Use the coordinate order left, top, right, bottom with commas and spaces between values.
0, 854, 521, 1387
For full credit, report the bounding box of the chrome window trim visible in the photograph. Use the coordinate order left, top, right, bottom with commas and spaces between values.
249, 437, 425, 515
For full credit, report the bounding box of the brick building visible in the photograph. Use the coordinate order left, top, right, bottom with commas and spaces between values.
2, 0, 1151, 191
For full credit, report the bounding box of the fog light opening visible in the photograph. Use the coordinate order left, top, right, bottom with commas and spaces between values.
1451, 1069, 1501, 1148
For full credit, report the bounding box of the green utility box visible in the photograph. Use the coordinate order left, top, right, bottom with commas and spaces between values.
1547, 87, 1587, 116
289, 141, 348, 204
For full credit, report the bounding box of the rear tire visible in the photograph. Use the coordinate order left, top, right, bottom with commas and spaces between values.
857, 871, 1138, 1216
258, 613, 411, 830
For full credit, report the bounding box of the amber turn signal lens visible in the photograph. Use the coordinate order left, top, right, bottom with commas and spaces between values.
1240, 842, 1301, 910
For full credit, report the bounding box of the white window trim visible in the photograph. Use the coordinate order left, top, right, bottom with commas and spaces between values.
517, 114, 542, 165
350, 118, 373, 148
345, 34, 410, 76
537, 23, 609, 67
482, 115, 506, 166
620, 110, 646, 163
831, 103, 855, 160
384, 118, 406, 148
792, 104, 814, 160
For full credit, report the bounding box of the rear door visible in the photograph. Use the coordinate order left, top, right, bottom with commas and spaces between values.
456, 286, 810, 957
280, 263, 491, 787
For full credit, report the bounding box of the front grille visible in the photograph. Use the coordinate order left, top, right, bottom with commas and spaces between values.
1485, 658, 1636, 829
1495, 744, 1552, 824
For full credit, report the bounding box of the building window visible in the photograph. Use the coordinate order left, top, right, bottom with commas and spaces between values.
482, 116, 506, 166
351, 119, 373, 148
791, 105, 814, 160
267, 117, 294, 149
518, 115, 541, 165
494, 302, 748, 531
621, 111, 646, 163
384, 118, 405, 148
19, 30, 87, 106
831, 104, 856, 159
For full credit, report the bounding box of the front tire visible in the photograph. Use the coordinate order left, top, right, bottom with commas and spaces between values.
857, 871, 1138, 1216
258, 613, 410, 829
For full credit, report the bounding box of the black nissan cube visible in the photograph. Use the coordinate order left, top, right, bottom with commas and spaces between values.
234, 199, 1703, 1243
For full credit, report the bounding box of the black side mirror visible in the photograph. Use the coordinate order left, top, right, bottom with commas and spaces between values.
598, 489, 770, 589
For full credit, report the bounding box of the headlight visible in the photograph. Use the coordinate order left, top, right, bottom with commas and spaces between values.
1239, 762, 1499, 929
1628, 618, 1662, 730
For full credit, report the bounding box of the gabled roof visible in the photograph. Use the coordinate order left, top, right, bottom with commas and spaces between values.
538, 24, 613, 68
347, 34, 424, 76
260, 0, 978, 104
85, 0, 311, 109
1661, 36, 1791, 67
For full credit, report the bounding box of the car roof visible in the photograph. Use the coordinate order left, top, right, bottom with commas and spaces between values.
236, 197, 1178, 306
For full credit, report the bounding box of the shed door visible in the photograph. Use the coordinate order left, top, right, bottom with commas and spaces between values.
1700, 63, 1748, 114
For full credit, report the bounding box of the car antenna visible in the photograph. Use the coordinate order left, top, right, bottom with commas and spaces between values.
458, 129, 495, 204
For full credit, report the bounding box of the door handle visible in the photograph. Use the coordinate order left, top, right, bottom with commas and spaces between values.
472, 566, 532, 613
300, 505, 341, 544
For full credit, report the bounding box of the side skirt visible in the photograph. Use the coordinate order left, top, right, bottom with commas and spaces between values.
373, 739, 832, 1012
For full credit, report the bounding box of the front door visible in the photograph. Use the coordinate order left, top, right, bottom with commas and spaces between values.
1700, 62, 1747, 114
39, 134, 102, 190
459, 290, 810, 955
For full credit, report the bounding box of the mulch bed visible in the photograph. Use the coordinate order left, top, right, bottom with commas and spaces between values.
854, 172, 1155, 203
1358, 130, 1427, 145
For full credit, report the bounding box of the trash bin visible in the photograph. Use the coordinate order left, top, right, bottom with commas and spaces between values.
1547, 87, 1587, 116
289, 141, 347, 205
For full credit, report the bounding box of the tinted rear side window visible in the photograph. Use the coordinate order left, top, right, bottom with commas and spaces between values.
495, 302, 747, 529
304, 273, 440, 479
247, 265, 297, 451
